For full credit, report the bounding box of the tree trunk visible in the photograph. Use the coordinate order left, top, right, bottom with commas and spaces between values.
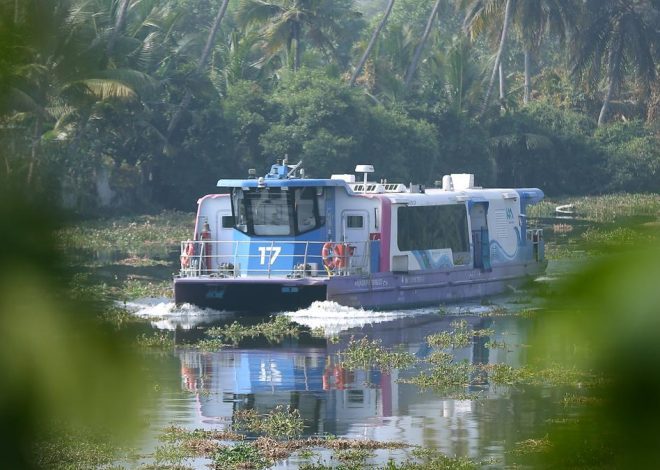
404, 0, 442, 90
105, 0, 131, 63
498, 62, 505, 100
598, 77, 614, 127
480, 0, 512, 117
598, 40, 622, 127
196, 0, 230, 76
293, 22, 302, 71
27, 116, 42, 186
523, 47, 531, 104
166, 0, 230, 139
349, 0, 395, 87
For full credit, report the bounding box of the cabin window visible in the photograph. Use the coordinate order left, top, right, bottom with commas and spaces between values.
346, 215, 364, 229
295, 187, 323, 234
221, 216, 234, 228
231, 187, 325, 236
397, 205, 470, 253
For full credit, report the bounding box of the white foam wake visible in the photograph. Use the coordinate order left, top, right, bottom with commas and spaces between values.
283, 301, 417, 336
120, 297, 231, 330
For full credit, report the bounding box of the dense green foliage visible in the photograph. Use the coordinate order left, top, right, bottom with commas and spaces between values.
0, 0, 657, 213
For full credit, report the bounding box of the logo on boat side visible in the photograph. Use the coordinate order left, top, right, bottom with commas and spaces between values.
506, 208, 514, 220
354, 278, 389, 288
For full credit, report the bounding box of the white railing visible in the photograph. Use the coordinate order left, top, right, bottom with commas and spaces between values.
526, 228, 544, 261
178, 240, 373, 279
526, 228, 543, 243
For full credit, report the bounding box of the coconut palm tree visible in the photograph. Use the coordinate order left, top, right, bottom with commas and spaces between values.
105, 0, 131, 62
349, 0, 395, 86
403, 0, 443, 90
461, 0, 573, 109
461, 0, 513, 115
237, 0, 358, 72
571, 0, 658, 126
0, 0, 158, 184
165, 0, 230, 139
442, 34, 482, 115
515, 0, 572, 104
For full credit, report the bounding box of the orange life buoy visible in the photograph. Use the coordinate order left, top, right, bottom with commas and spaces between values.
333, 243, 347, 268
180, 241, 195, 268
321, 242, 349, 270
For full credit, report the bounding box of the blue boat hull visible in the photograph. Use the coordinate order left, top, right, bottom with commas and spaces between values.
174, 277, 327, 312
326, 261, 547, 309
174, 261, 546, 312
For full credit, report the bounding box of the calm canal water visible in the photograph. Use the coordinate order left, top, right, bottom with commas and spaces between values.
126, 250, 577, 468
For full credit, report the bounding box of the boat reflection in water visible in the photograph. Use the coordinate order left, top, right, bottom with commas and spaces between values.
174, 311, 549, 461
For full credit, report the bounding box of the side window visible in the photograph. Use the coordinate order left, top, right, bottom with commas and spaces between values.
221, 216, 234, 228
397, 205, 470, 252
346, 215, 364, 228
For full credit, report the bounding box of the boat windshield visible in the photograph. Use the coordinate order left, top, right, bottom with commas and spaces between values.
232, 187, 325, 236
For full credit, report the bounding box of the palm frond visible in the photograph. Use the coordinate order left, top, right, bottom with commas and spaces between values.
79, 79, 137, 100
237, 0, 283, 28
3, 87, 49, 118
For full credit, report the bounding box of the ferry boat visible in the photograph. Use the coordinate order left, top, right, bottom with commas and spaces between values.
174, 159, 546, 312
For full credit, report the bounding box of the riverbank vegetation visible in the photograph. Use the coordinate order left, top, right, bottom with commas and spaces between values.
1, 0, 657, 216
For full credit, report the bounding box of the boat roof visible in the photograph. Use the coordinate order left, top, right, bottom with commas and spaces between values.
217, 178, 348, 188
216, 161, 543, 205
217, 177, 543, 205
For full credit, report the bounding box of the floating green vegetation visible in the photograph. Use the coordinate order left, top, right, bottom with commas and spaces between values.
309, 327, 340, 343
517, 307, 541, 319
101, 306, 139, 329
135, 331, 175, 350
402, 352, 477, 392
562, 393, 605, 407
581, 226, 659, 248
484, 363, 600, 387
213, 442, 271, 470
527, 193, 660, 223
338, 337, 417, 371
233, 406, 305, 440
479, 305, 510, 317
484, 339, 508, 349
192, 338, 230, 351
160, 425, 244, 444
510, 435, 552, 456
32, 424, 130, 469
70, 271, 172, 304
58, 210, 193, 253
152, 426, 245, 468
385, 447, 481, 469
210, 436, 408, 470
543, 242, 589, 260
337, 320, 601, 395
426, 320, 494, 349
116, 278, 172, 300
153, 442, 193, 468
205, 315, 301, 346
335, 447, 374, 465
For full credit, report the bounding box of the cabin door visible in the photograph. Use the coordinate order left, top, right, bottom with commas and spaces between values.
469, 202, 491, 271
341, 210, 369, 273
215, 209, 234, 263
